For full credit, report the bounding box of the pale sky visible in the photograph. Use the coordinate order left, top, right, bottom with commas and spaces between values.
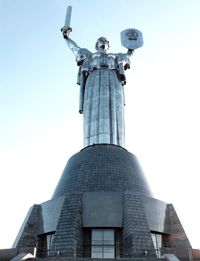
0, 0, 200, 249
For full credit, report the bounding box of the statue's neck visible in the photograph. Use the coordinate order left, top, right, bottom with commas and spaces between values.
98, 48, 107, 53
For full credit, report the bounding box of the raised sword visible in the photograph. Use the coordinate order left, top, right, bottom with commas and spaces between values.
61, 5, 72, 38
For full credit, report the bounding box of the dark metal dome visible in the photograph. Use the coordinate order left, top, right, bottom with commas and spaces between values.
52, 144, 152, 198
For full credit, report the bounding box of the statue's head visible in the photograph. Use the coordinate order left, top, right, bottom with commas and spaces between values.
95, 37, 109, 51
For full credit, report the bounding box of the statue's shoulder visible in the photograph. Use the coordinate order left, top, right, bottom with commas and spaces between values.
107, 52, 117, 57
78, 48, 92, 57
76, 48, 92, 66
93, 51, 101, 56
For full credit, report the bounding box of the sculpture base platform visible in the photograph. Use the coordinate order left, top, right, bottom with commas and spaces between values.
9, 145, 193, 260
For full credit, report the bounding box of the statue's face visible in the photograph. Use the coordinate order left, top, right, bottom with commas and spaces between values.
96, 37, 109, 51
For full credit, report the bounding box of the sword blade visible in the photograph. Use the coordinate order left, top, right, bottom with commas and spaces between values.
64, 5, 72, 27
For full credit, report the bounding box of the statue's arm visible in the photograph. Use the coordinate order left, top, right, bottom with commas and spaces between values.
61, 26, 81, 56
127, 49, 135, 58
65, 37, 81, 56
117, 50, 134, 70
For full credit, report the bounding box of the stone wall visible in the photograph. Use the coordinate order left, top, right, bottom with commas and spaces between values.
123, 192, 156, 258
50, 193, 82, 257
163, 204, 192, 260
13, 204, 41, 248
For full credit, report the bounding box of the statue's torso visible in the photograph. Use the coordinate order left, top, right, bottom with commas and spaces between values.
88, 52, 117, 70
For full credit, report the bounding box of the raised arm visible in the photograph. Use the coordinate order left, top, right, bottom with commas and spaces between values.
65, 37, 81, 57
117, 49, 135, 70
61, 26, 81, 56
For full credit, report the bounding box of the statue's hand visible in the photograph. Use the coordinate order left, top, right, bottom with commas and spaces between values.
127, 49, 134, 56
61, 26, 72, 39
124, 63, 130, 70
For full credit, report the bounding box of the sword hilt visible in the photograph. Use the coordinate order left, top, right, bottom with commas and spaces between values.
61, 26, 72, 39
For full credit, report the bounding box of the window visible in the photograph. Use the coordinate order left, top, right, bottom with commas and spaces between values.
151, 232, 162, 258
91, 229, 115, 258
83, 228, 123, 258
37, 232, 55, 257
46, 233, 54, 256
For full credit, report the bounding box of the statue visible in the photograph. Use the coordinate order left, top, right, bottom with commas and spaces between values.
61, 6, 143, 148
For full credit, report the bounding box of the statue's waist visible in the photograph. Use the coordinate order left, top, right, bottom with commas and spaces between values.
81, 60, 117, 72
91, 64, 115, 70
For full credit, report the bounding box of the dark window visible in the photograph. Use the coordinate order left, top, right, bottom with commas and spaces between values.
92, 229, 115, 258
83, 228, 123, 258
151, 232, 162, 258
37, 232, 55, 257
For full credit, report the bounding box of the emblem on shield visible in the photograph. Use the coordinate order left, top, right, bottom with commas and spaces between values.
120, 28, 143, 49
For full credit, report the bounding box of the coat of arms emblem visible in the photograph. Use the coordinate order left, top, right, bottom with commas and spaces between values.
121, 28, 143, 49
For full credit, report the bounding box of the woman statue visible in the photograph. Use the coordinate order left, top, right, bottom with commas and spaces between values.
62, 27, 134, 148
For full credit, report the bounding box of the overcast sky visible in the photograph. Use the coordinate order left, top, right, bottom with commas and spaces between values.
0, 0, 200, 249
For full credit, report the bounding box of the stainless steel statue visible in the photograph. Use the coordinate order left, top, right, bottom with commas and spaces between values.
61, 6, 143, 148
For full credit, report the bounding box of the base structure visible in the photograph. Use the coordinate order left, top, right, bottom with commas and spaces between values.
2, 144, 199, 261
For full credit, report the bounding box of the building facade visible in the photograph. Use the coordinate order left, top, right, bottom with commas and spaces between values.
8, 144, 195, 261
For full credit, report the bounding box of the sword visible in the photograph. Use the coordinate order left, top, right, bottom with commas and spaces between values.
64, 5, 72, 27
61, 5, 72, 38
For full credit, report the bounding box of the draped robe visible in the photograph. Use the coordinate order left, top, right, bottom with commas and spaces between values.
65, 38, 132, 147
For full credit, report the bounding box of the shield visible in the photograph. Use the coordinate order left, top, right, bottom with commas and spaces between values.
120, 28, 143, 49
